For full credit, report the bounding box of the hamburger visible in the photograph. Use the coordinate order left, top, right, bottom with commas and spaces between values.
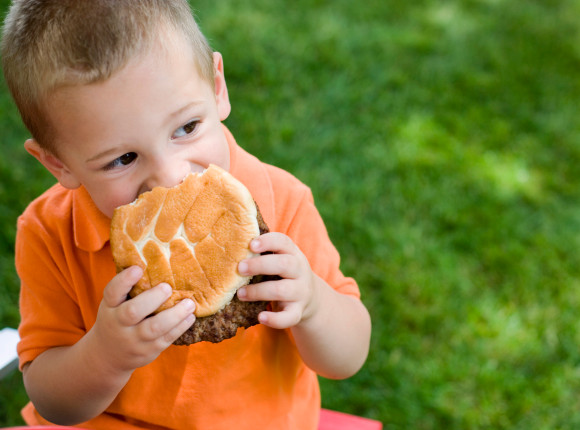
110, 164, 270, 345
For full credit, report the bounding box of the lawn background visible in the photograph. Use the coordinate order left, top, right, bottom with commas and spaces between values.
2, 0, 580, 428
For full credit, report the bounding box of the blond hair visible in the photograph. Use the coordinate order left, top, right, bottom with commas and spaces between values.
1, 0, 214, 153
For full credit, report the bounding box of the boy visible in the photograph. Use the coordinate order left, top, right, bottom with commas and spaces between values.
1, 1, 371, 429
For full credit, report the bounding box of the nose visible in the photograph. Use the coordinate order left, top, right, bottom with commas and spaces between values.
142, 155, 192, 193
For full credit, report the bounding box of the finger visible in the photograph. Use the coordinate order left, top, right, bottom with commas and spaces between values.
161, 313, 197, 345
258, 303, 302, 329
103, 266, 144, 308
160, 301, 197, 344
237, 279, 296, 302
250, 232, 300, 255
239, 253, 301, 279
139, 298, 196, 342
118, 283, 172, 326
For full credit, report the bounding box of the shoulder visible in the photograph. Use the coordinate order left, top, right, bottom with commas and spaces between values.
15, 183, 77, 273
263, 162, 312, 200
255, 160, 313, 218
259, 162, 320, 235
229, 140, 313, 231
17, 183, 74, 235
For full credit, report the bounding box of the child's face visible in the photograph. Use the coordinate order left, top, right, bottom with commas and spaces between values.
26, 34, 231, 219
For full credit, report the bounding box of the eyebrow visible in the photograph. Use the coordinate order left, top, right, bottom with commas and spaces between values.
85, 100, 206, 164
169, 99, 205, 123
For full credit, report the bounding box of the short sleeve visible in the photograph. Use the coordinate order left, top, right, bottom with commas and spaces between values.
15, 214, 86, 369
270, 171, 360, 300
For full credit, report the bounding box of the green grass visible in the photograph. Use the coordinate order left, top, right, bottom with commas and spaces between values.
2, 0, 580, 428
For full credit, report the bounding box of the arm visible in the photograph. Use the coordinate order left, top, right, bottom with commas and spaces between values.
289, 274, 371, 379
237, 234, 371, 380
22, 266, 195, 426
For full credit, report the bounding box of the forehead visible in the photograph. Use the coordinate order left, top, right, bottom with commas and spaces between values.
44, 37, 214, 155
45, 25, 212, 105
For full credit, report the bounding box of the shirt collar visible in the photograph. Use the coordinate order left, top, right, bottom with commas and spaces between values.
72, 185, 111, 252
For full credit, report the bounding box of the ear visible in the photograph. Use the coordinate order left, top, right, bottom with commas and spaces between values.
24, 139, 81, 189
213, 52, 231, 121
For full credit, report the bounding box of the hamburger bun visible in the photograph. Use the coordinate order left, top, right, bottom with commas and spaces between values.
110, 164, 266, 343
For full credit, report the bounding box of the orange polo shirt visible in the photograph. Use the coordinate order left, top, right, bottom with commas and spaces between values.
15, 126, 360, 429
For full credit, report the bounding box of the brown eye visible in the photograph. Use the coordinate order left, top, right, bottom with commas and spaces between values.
183, 120, 198, 134
104, 152, 137, 171
172, 120, 199, 139
119, 152, 137, 165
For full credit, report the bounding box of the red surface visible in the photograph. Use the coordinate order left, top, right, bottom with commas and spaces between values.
2, 427, 80, 429
3, 409, 383, 430
319, 408, 383, 430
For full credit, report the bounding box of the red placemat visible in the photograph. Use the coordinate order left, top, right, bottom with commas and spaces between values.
319, 408, 383, 430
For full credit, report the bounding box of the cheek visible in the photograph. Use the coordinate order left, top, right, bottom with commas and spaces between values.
206, 133, 230, 171
90, 186, 138, 218
188, 135, 229, 172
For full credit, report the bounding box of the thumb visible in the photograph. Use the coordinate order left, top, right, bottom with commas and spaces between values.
103, 266, 144, 307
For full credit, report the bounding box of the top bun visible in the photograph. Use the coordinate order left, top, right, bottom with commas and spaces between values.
110, 164, 260, 317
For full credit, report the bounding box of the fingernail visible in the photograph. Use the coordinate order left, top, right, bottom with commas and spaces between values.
238, 261, 248, 275
181, 298, 195, 311
130, 265, 143, 277
251, 239, 261, 251
237, 287, 246, 299
160, 283, 172, 295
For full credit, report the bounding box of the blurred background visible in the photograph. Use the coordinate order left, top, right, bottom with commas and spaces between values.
2, 0, 580, 428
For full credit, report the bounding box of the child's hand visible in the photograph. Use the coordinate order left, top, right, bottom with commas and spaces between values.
236, 232, 371, 380
236, 232, 321, 329
91, 266, 196, 374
